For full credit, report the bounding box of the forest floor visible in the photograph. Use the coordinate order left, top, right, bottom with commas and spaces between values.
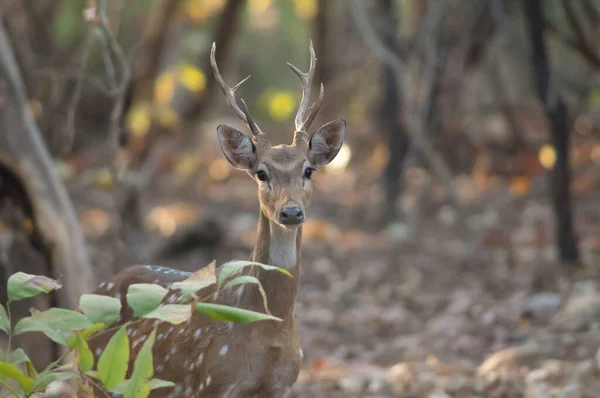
64, 125, 600, 398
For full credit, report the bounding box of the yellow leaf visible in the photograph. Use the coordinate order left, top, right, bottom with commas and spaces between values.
174, 153, 200, 178
178, 64, 206, 93
155, 106, 179, 128
154, 72, 175, 105
248, 0, 273, 16
127, 105, 152, 138
509, 176, 531, 196
184, 0, 226, 21
293, 0, 317, 20
267, 91, 295, 121
538, 144, 556, 170
92, 168, 113, 191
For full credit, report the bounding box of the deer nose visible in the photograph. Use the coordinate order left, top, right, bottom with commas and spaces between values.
279, 206, 304, 225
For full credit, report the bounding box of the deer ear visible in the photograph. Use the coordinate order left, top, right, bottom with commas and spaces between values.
308, 119, 346, 167
217, 125, 258, 170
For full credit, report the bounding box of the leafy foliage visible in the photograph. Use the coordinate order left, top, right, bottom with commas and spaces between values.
0, 259, 288, 396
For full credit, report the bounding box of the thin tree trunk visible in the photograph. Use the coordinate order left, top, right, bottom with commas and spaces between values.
523, 0, 580, 264
378, 0, 409, 223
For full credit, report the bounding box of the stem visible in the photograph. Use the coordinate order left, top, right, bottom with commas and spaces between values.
0, 380, 21, 397
5, 303, 12, 360
82, 374, 111, 398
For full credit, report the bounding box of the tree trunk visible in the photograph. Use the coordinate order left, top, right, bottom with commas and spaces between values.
0, 6, 95, 329
523, 0, 580, 264
378, 0, 410, 223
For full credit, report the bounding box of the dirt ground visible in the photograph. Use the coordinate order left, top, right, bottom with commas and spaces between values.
65, 126, 600, 398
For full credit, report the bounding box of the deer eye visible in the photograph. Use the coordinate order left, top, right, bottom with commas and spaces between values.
256, 170, 268, 181
304, 168, 315, 179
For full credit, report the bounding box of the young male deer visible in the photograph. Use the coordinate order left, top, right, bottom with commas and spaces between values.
86, 41, 346, 397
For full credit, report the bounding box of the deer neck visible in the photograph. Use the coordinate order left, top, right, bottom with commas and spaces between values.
239, 209, 301, 321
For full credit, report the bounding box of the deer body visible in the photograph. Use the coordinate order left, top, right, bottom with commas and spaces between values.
86, 41, 345, 397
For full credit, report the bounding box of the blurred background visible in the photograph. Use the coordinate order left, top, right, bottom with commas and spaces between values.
0, 0, 600, 396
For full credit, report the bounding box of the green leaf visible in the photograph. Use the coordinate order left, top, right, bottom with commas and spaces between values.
9, 349, 30, 365
195, 303, 282, 324
223, 275, 271, 314
14, 309, 93, 345
122, 328, 157, 398
149, 378, 176, 391
589, 88, 600, 107
111, 377, 175, 395
0, 361, 35, 393
127, 284, 168, 317
0, 304, 9, 334
33, 371, 78, 391
67, 323, 107, 348
170, 281, 214, 302
80, 294, 122, 325
53, 0, 85, 48
217, 260, 292, 287
73, 334, 94, 373
7, 272, 62, 302
97, 324, 129, 390
142, 304, 191, 325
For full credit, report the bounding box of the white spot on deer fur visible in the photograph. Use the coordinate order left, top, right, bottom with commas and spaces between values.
99, 282, 106, 289
170, 347, 177, 354
178, 328, 185, 335
199, 383, 204, 392
299, 348, 304, 359
132, 335, 147, 348
206, 375, 212, 386
157, 333, 164, 340
219, 345, 229, 356
157, 364, 164, 372
196, 352, 204, 365
168, 384, 183, 398
95, 347, 102, 357
115, 293, 121, 300
237, 286, 244, 297
106, 282, 114, 290
227, 322, 233, 330
193, 329, 201, 339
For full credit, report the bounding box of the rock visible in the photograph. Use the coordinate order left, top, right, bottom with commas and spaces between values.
429, 392, 452, 398
477, 347, 520, 378
559, 384, 583, 398
525, 368, 553, 398
553, 280, 600, 330
522, 292, 562, 323
338, 375, 365, 394
385, 222, 412, 241
387, 363, 414, 393
571, 360, 594, 384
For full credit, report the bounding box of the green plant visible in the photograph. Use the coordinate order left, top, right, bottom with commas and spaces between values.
0, 261, 290, 397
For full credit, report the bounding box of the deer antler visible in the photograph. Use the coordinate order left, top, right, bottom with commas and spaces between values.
287, 40, 324, 134
211, 43, 264, 138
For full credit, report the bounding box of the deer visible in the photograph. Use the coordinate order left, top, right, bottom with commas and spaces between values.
84, 41, 346, 398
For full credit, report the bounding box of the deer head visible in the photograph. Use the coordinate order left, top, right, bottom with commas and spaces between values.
211, 41, 346, 229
